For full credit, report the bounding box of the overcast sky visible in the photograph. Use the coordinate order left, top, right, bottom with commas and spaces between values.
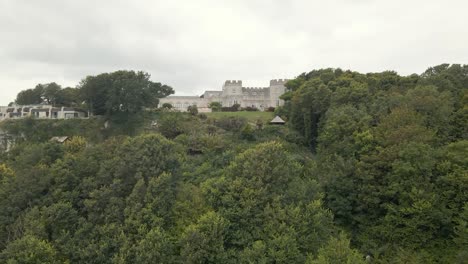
1, 0, 467, 105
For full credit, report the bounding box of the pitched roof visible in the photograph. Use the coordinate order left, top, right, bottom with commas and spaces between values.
270, 116, 285, 124
50, 136, 70, 143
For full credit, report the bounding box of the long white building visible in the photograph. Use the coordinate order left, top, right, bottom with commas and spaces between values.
0, 104, 87, 121
159, 79, 288, 112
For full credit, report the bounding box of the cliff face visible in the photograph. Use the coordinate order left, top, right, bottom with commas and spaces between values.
0, 129, 15, 152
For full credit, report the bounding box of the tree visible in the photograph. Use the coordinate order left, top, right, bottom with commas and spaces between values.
0, 235, 62, 263
56, 87, 81, 107
15, 85, 44, 105
79, 70, 174, 116
208, 102, 222, 112
232, 103, 241, 111
161, 103, 172, 109
157, 113, 186, 139
134, 227, 175, 263
317, 105, 372, 157
187, 105, 198, 115
42, 83, 62, 105
202, 141, 334, 260
454, 204, 468, 263
14, 83, 81, 107
289, 79, 331, 150
179, 211, 229, 263
306, 233, 366, 264
240, 124, 255, 141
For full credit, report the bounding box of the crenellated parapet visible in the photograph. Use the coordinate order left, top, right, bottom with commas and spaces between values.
223, 80, 243, 86
269, 79, 288, 86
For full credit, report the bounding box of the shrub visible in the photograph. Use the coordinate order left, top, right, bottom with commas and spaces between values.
187, 105, 198, 115
208, 102, 222, 112
214, 117, 247, 132
198, 113, 207, 120
162, 103, 173, 109
221, 106, 240, 112
242, 106, 259, 112
157, 113, 185, 139
240, 124, 255, 141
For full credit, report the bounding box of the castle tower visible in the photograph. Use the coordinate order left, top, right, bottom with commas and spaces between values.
222, 80, 242, 106
269, 79, 288, 107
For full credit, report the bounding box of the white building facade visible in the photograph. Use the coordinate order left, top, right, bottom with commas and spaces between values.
159, 79, 288, 112
0, 104, 87, 121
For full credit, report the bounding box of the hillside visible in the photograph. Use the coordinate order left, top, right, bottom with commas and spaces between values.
0, 64, 467, 263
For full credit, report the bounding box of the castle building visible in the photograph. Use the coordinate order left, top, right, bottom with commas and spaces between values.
159, 79, 288, 112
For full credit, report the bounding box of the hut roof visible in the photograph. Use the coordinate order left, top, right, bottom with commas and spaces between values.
270, 116, 285, 124
50, 136, 70, 143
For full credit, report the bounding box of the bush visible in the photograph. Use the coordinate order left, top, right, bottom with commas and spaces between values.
221, 106, 238, 112
266, 107, 276, 112
213, 117, 247, 132
157, 113, 185, 139
187, 105, 198, 115
198, 113, 207, 120
208, 102, 222, 112
241, 106, 259, 112
162, 103, 173, 109
240, 124, 255, 141
274, 106, 288, 119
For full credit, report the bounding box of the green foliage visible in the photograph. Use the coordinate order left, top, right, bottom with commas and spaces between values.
179, 211, 228, 263
205, 111, 274, 123
454, 204, 468, 263
15, 83, 81, 107
203, 141, 334, 261
282, 64, 468, 262
133, 227, 175, 263
161, 102, 173, 109
79, 70, 174, 116
0, 235, 62, 264
0, 117, 104, 143
290, 78, 332, 149
187, 104, 198, 115
15, 84, 44, 105
157, 112, 189, 139
306, 233, 366, 264
240, 124, 255, 141
208, 101, 222, 112
2, 64, 467, 263
212, 116, 248, 132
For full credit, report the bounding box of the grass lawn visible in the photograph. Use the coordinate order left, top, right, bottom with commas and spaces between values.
205, 111, 275, 123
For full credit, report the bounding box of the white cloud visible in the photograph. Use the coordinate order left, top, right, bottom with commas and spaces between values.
0, 0, 467, 104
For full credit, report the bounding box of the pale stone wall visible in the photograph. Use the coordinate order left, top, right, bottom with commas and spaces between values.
158, 96, 211, 112
269, 79, 288, 107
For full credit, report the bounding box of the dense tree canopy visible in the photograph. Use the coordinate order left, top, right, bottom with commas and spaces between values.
277, 63, 468, 262
79, 70, 174, 116
15, 83, 81, 107
13, 71, 174, 120
1, 64, 467, 263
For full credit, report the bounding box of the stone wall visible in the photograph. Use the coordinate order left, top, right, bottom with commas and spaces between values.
158, 96, 211, 112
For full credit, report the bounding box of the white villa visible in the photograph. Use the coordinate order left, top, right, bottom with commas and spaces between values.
0, 104, 87, 121
159, 79, 288, 112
